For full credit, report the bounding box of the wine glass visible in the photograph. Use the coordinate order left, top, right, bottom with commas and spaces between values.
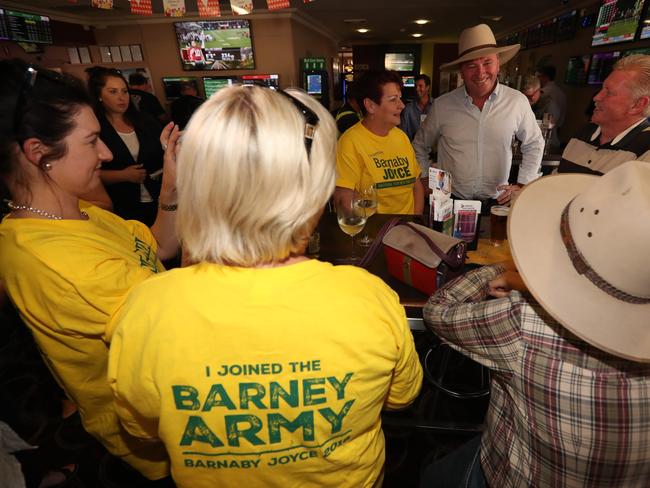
336, 196, 367, 262
353, 182, 377, 247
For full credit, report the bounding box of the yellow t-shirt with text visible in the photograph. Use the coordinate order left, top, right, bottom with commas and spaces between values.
108, 260, 423, 488
0, 203, 168, 479
336, 122, 421, 214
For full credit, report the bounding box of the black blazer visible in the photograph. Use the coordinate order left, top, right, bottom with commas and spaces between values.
99, 113, 163, 223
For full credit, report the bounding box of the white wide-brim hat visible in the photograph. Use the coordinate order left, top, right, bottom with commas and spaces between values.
440, 24, 520, 72
508, 161, 650, 362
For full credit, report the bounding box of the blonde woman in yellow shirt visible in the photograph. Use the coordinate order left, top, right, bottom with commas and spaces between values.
108, 85, 423, 488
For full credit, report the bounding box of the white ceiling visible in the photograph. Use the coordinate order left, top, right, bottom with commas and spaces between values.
2, 0, 599, 43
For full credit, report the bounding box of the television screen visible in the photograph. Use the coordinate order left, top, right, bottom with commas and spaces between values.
556, 10, 579, 41
241, 74, 279, 90
624, 46, 650, 54
587, 51, 622, 84
174, 20, 254, 71
384, 52, 414, 72
162, 77, 199, 100
565, 55, 591, 85
0, 9, 9, 40
640, 2, 650, 38
591, 0, 645, 46
7, 9, 52, 44
402, 75, 415, 87
540, 19, 557, 45
526, 24, 542, 48
306, 74, 322, 95
203, 76, 238, 98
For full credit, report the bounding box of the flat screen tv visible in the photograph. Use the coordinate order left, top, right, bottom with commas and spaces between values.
306, 74, 322, 95
0, 9, 9, 40
591, 0, 645, 46
7, 9, 52, 44
241, 74, 279, 90
640, 1, 650, 38
402, 75, 415, 87
174, 19, 254, 71
565, 55, 591, 85
384, 52, 414, 72
556, 10, 579, 41
526, 24, 542, 48
162, 77, 199, 100
587, 51, 622, 84
203, 76, 238, 98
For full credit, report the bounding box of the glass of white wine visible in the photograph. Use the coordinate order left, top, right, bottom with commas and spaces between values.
353, 182, 377, 247
336, 196, 367, 262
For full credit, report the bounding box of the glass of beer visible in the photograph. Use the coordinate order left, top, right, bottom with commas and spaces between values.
490, 205, 509, 246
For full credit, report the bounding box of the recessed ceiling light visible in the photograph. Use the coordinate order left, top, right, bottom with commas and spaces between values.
412, 33, 424, 38
356, 28, 370, 33
414, 19, 430, 25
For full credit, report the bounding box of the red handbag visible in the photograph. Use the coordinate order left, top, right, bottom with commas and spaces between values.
379, 221, 466, 295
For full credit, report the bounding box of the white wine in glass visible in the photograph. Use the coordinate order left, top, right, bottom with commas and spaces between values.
337, 214, 367, 236
354, 183, 377, 246
336, 198, 367, 261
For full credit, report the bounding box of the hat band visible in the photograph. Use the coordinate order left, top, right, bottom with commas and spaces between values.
458, 43, 498, 59
560, 200, 650, 304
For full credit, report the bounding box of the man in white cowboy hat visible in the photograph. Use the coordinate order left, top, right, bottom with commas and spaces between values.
413, 24, 544, 206
558, 54, 650, 175
420, 160, 650, 487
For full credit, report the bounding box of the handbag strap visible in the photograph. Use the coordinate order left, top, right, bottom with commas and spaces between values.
394, 221, 465, 268
357, 217, 400, 268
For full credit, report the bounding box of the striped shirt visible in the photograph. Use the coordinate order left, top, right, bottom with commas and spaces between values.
424, 265, 650, 487
558, 119, 650, 175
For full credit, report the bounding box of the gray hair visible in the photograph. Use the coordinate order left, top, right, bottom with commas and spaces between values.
613, 54, 650, 116
522, 75, 540, 92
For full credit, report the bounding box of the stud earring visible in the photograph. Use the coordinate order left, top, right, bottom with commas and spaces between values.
99, 98, 103, 102
43, 162, 52, 171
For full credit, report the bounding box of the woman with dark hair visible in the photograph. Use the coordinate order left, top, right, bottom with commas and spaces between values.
334, 70, 424, 215
0, 59, 180, 482
86, 66, 165, 225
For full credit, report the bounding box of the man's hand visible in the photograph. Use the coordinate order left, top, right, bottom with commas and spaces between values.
488, 269, 528, 298
496, 183, 523, 205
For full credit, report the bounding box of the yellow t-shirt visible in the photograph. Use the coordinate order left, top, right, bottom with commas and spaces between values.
0, 203, 168, 479
336, 122, 421, 214
108, 260, 423, 488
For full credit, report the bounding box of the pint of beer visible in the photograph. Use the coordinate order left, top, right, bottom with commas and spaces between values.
490, 205, 510, 246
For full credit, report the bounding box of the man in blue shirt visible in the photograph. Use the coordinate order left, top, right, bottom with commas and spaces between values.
400, 74, 433, 140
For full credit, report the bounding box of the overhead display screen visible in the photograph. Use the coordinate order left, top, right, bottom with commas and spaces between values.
384, 52, 415, 72
203, 77, 238, 98
588, 51, 622, 84
174, 19, 254, 71
0, 9, 9, 40
7, 9, 53, 44
591, 0, 645, 46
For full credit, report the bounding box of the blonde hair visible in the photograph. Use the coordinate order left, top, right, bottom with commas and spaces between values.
613, 54, 650, 116
176, 86, 337, 265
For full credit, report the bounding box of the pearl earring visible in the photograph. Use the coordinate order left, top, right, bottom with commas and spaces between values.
43, 162, 52, 171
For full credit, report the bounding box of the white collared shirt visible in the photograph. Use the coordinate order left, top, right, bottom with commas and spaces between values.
590, 117, 647, 145
413, 82, 544, 200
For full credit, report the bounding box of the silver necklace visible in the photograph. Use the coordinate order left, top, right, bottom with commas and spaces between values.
7, 201, 88, 220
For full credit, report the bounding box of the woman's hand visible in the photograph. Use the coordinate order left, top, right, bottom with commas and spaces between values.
159, 122, 181, 196
122, 164, 147, 183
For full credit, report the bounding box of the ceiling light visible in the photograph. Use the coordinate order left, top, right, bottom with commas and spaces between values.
412, 33, 424, 38
414, 19, 430, 25
356, 28, 370, 33
480, 15, 503, 21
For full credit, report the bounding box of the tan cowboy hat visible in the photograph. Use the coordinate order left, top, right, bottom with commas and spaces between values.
508, 161, 650, 362
440, 24, 520, 71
